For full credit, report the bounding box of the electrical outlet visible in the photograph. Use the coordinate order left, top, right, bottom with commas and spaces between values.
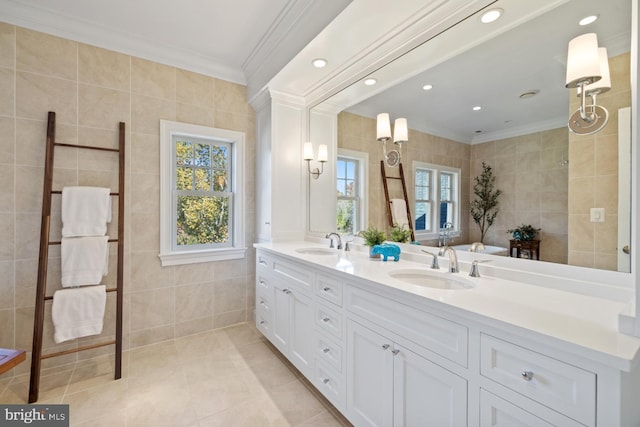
590, 208, 605, 223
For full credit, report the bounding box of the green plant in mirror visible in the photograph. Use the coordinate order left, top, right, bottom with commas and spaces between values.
388, 223, 412, 243
507, 224, 541, 241
469, 162, 502, 243
359, 225, 386, 246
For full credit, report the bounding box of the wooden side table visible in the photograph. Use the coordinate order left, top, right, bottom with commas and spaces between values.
0, 348, 26, 374
509, 239, 540, 260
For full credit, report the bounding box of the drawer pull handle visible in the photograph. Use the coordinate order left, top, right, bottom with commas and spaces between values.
521, 371, 534, 381
259, 280, 267, 287
323, 348, 331, 353
382, 344, 390, 350
282, 289, 292, 294
322, 317, 331, 323
323, 287, 331, 292
391, 349, 400, 355
259, 320, 265, 325
322, 378, 330, 384
259, 260, 267, 266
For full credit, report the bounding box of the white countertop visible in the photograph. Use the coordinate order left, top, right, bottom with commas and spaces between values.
255, 241, 640, 371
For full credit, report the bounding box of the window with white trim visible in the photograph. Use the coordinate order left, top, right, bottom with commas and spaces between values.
337, 149, 368, 235
413, 161, 460, 239
159, 120, 245, 266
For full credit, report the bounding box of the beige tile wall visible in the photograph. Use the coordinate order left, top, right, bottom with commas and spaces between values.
338, 112, 471, 245
567, 52, 631, 270
470, 128, 569, 264
337, 113, 568, 263
0, 22, 256, 377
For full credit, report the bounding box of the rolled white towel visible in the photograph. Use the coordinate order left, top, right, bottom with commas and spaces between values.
61, 236, 109, 287
52, 285, 106, 344
62, 186, 112, 237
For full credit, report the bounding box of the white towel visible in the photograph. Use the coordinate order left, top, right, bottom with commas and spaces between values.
52, 285, 106, 344
61, 236, 109, 287
390, 199, 409, 228
62, 186, 112, 237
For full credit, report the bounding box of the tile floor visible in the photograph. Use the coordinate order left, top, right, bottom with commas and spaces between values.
0, 323, 351, 426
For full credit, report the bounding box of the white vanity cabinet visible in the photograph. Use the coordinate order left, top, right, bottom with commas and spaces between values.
254, 246, 640, 426
255, 251, 314, 377
346, 319, 467, 427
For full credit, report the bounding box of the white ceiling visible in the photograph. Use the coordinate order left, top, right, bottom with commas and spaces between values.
0, 0, 351, 97
342, 0, 631, 144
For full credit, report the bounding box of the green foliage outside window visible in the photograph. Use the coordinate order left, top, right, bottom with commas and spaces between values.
175, 139, 231, 246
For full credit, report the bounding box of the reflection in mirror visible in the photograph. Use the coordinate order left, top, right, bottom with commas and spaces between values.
310, 0, 632, 272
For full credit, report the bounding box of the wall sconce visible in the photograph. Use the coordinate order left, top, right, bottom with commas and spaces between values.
303, 142, 327, 179
565, 33, 609, 135
377, 113, 408, 167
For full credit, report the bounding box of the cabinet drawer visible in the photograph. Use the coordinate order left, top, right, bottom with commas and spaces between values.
315, 273, 343, 307
256, 293, 271, 314
256, 274, 271, 295
314, 332, 343, 372
272, 257, 313, 294
255, 310, 271, 337
257, 252, 272, 271
480, 334, 595, 427
480, 389, 583, 427
314, 361, 345, 412
347, 286, 468, 367
315, 302, 343, 340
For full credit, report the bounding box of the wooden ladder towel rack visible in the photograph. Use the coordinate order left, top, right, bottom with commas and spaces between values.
29, 111, 125, 403
381, 160, 415, 242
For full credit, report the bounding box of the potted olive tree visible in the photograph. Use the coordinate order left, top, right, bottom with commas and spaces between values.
469, 162, 502, 243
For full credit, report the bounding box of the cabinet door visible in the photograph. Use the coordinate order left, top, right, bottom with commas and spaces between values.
346, 320, 394, 427
393, 344, 467, 427
271, 281, 290, 354
289, 289, 313, 376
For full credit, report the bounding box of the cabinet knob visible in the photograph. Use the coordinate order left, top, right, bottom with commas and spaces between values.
382, 344, 390, 350
521, 371, 534, 381
282, 289, 292, 294
322, 378, 330, 384
259, 320, 265, 325
323, 348, 330, 353
323, 287, 331, 292
322, 317, 331, 323
391, 349, 400, 355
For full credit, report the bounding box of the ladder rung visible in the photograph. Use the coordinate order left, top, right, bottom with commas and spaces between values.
44, 287, 118, 301
51, 190, 120, 196
54, 142, 120, 153
40, 340, 116, 360
49, 238, 118, 246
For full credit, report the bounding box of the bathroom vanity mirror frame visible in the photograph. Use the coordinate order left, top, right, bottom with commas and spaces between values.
306, 0, 638, 287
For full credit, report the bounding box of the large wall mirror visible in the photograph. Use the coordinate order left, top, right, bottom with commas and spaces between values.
309, 0, 633, 274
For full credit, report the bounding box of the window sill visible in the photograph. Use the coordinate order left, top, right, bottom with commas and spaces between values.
158, 247, 247, 266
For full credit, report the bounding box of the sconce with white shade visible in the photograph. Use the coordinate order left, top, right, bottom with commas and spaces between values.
377, 113, 408, 167
303, 142, 327, 179
565, 33, 609, 135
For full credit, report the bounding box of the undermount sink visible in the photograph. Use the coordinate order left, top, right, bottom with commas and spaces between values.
388, 269, 475, 290
295, 247, 337, 256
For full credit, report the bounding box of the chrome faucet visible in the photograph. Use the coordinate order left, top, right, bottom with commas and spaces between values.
421, 250, 440, 269
438, 222, 454, 247
325, 233, 342, 250
469, 259, 491, 277
469, 242, 485, 253
438, 246, 459, 273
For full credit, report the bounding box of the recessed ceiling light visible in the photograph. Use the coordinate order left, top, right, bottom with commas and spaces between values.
422, 84, 433, 91
480, 8, 503, 24
473, 106, 482, 111
364, 78, 377, 86
312, 58, 327, 68
579, 15, 599, 26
